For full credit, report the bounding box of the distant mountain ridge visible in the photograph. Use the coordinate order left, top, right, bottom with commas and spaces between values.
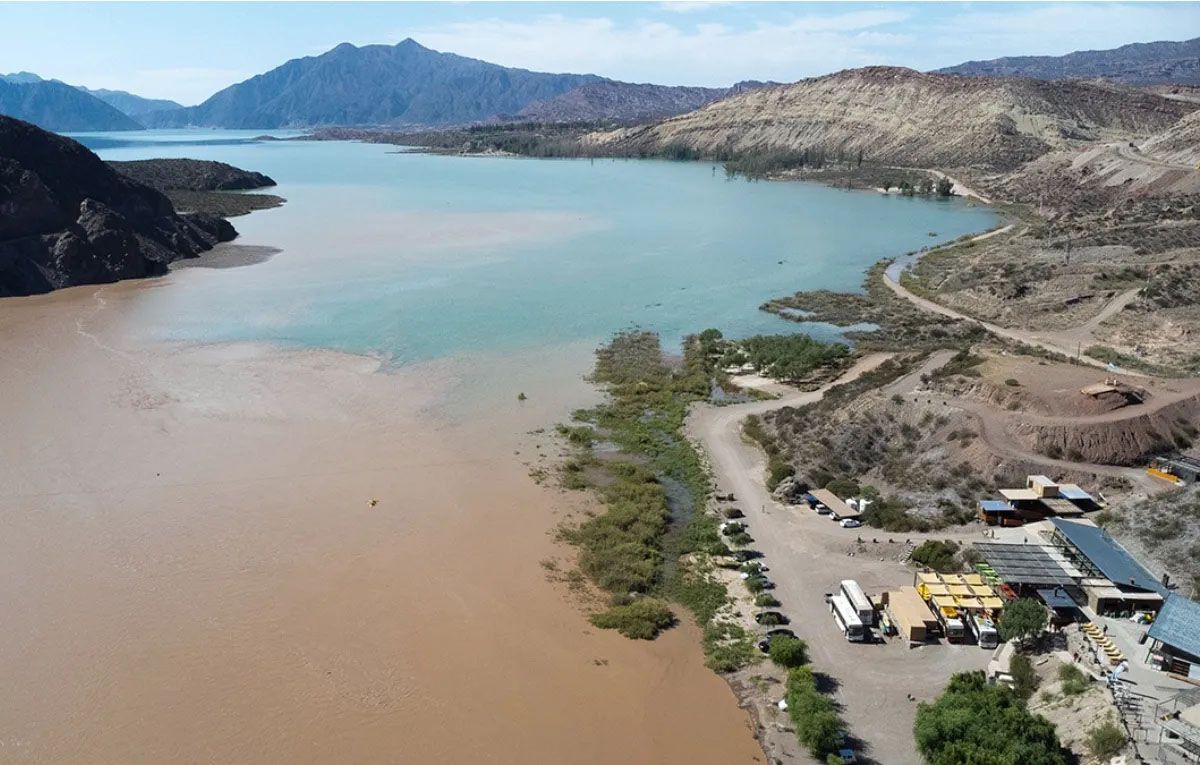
515, 79, 778, 124
144, 39, 769, 128
938, 37, 1200, 86
0, 72, 183, 129
78, 88, 183, 118
144, 40, 600, 128
0, 77, 143, 131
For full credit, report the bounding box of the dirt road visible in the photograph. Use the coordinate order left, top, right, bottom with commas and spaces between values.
688, 355, 993, 765
882, 246, 1148, 377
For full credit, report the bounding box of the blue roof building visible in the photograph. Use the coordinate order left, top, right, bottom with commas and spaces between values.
1148, 594, 1200, 678
1047, 518, 1167, 615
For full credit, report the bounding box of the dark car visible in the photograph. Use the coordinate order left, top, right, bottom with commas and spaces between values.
755, 611, 789, 626
766, 628, 796, 639
721, 507, 744, 519
732, 549, 761, 562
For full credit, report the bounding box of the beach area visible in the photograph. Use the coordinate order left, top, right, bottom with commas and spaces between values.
0, 277, 763, 763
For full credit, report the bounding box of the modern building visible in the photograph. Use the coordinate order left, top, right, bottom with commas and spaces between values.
979, 475, 1099, 525
1046, 518, 1166, 615
1148, 594, 1200, 680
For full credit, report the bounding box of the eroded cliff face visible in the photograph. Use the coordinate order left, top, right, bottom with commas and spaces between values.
0, 115, 235, 296
586, 67, 1194, 171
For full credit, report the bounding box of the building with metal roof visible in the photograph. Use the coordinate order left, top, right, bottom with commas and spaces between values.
1148, 594, 1200, 679
973, 542, 1076, 587
981, 475, 1100, 525
1047, 518, 1166, 614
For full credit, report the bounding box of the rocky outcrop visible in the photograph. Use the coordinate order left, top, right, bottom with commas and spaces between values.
0, 115, 236, 297
1140, 109, 1200, 165
108, 159, 276, 191
586, 67, 1194, 171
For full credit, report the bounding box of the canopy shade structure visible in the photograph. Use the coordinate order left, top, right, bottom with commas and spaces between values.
974, 542, 1076, 586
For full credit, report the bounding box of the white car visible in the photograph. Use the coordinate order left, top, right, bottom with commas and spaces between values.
840, 518, 863, 528
815, 503, 831, 515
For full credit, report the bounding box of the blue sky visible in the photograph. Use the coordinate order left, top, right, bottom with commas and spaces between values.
2, 2, 1197, 105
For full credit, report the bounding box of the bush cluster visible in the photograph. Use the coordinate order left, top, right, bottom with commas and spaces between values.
914, 671, 1069, 765
785, 667, 846, 760
589, 599, 676, 639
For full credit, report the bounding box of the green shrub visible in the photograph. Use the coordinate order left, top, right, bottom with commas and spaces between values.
1010, 653, 1038, 700
769, 636, 809, 668
910, 540, 960, 572
915, 671, 1068, 765
785, 667, 845, 759
703, 622, 757, 672
1086, 718, 1125, 760
999, 598, 1048, 645
1058, 663, 1089, 696
728, 531, 754, 546
755, 594, 781, 608
589, 599, 675, 639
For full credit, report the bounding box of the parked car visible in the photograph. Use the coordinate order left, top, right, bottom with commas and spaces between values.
766, 628, 796, 639
756, 638, 772, 654
732, 549, 762, 562
755, 611, 789, 626
835, 749, 858, 764
815, 503, 831, 515
721, 507, 744, 519
840, 518, 863, 528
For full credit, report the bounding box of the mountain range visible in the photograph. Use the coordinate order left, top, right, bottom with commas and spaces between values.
0, 77, 143, 131
588, 66, 1194, 171
0, 72, 184, 131
937, 37, 1200, 87
3, 36, 1199, 134
143, 39, 770, 129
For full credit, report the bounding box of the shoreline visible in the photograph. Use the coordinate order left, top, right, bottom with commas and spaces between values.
0, 277, 763, 764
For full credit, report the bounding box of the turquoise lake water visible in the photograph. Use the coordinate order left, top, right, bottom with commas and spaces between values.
76, 130, 998, 365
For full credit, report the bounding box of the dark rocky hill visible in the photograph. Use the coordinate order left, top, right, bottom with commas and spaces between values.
0, 116, 235, 296
0, 78, 143, 132
937, 37, 1200, 86
108, 159, 275, 191
145, 39, 603, 129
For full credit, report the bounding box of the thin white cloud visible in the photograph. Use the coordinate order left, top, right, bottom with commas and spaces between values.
925, 3, 1199, 67
409, 10, 912, 86
658, 1, 736, 14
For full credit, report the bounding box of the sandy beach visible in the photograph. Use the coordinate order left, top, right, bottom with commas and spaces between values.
0, 278, 761, 763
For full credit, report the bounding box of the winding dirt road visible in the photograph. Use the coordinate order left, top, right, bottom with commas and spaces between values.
881, 229, 1149, 377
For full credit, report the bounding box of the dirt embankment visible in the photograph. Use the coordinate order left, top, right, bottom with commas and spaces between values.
1015, 391, 1200, 465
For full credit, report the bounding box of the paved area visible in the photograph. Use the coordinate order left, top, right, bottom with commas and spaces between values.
688, 359, 993, 765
